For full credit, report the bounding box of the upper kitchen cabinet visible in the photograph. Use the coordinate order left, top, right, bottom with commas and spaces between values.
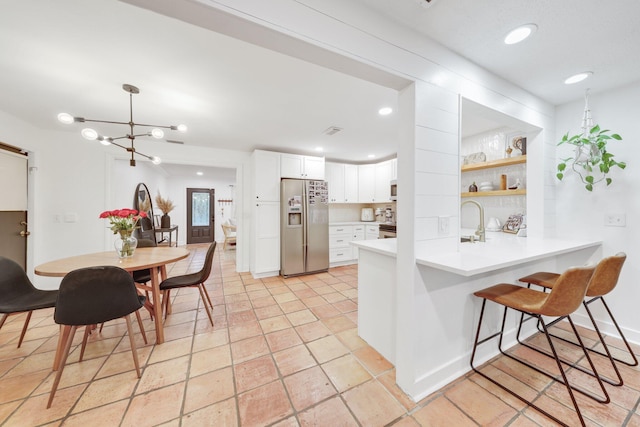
390, 158, 397, 180
374, 160, 392, 202
326, 162, 358, 203
280, 154, 325, 180
253, 150, 281, 201
358, 164, 375, 202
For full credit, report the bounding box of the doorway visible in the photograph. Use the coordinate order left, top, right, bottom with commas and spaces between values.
0, 145, 29, 268
187, 188, 215, 244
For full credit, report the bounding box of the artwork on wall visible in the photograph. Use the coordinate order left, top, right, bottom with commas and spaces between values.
505, 134, 527, 157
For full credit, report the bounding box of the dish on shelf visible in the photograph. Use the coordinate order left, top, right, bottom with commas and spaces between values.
479, 181, 492, 187
479, 186, 494, 192
486, 227, 502, 232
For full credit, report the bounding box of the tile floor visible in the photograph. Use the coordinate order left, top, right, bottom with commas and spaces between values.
1, 244, 640, 426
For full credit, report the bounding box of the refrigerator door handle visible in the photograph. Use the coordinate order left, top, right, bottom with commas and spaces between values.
302, 181, 308, 270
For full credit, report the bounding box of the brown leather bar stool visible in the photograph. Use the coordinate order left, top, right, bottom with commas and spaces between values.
470, 265, 606, 427
518, 252, 634, 386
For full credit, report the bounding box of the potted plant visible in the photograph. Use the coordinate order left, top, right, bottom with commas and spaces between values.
556, 124, 626, 191
155, 193, 175, 228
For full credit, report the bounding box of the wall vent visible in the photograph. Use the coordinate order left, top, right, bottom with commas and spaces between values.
323, 126, 343, 136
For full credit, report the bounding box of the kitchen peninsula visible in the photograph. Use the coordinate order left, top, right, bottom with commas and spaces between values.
351, 234, 601, 401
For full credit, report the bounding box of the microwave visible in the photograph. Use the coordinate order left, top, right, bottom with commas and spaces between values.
390, 179, 397, 201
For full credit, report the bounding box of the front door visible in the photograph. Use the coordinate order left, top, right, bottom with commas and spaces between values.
187, 188, 215, 244
0, 146, 29, 268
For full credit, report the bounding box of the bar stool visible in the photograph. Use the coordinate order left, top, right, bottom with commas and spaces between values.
470, 265, 606, 427
518, 253, 634, 386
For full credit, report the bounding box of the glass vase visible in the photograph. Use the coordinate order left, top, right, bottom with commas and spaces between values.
115, 231, 138, 258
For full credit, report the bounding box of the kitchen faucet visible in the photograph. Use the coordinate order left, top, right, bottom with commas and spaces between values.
461, 199, 486, 242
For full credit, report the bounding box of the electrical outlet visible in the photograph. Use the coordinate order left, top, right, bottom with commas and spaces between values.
604, 213, 626, 227
438, 216, 450, 235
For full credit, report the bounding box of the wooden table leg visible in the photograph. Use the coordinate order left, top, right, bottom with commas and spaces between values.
150, 266, 164, 344
159, 265, 173, 314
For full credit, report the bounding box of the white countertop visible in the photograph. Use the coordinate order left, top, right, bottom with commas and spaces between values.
416, 236, 601, 276
330, 221, 381, 226
350, 238, 397, 257
352, 233, 601, 276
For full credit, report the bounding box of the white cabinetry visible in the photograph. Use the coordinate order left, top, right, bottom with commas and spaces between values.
329, 225, 353, 264
251, 150, 281, 277
280, 154, 325, 179
253, 150, 281, 201
390, 158, 397, 180
374, 160, 392, 202
358, 164, 375, 202
326, 162, 359, 203
365, 224, 379, 240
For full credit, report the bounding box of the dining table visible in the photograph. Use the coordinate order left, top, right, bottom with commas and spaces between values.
35, 246, 189, 344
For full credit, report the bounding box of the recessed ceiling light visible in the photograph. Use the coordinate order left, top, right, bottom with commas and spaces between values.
504, 24, 537, 45
378, 107, 393, 116
196, 171, 203, 176
368, 154, 376, 159
564, 71, 593, 85
314, 146, 323, 152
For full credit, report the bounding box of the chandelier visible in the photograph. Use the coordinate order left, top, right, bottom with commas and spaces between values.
58, 84, 187, 166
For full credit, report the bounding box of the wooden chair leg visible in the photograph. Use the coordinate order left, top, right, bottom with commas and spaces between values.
0, 313, 8, 330
163, 290, 171, 320
47, 325, 77, 408
134, 309, 148, 345
200, 282, 214, 309
198, 285, 215, 326
53, 324, 71, 371
17, 311, 33, 348
124, 315, 141, 378
79, 325, 91, 362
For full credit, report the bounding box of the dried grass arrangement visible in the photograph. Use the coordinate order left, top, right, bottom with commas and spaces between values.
155, 193, 175, 215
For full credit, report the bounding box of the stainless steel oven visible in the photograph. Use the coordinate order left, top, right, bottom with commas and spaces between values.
390, 180, 397, 201
378, 223, 397, 238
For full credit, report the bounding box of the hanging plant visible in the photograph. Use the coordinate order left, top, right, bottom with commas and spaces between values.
556, 125, 625, 191
556, 89, 626, 192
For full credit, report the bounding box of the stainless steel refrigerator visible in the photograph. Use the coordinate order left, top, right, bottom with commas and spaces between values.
280, 179, 329, 277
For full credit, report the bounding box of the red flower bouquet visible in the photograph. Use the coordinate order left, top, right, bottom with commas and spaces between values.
99, 208, 147, 235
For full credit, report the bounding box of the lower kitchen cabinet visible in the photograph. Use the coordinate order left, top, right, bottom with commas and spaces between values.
251, 201, 280, 277
329, 223, 380, 265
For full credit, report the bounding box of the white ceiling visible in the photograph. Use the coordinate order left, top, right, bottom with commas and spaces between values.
1, 0, 638, 173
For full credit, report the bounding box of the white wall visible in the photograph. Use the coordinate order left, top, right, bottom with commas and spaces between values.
555, 82, 640, 341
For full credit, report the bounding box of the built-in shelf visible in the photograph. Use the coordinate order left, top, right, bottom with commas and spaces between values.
461, 189, 527, 198
461, 155, 527, 172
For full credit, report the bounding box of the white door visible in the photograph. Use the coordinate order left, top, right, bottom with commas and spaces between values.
0, 148, 29, 268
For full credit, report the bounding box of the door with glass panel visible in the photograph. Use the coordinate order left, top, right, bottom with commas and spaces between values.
0, 146, 29, 269
186, 188, 215, 244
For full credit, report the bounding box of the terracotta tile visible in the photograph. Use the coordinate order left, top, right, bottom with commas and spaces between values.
295, 321, 331, 343
237, 380, 293, 426
273, 292, 298, 304
184, 367, 235, 413
234, 354, 279, 393
412, 396, 476, 427
377, 370, 418, 411
95, 345, 152, 379
301, 296, 326, 308
4, 383, 86, 426
307, 335, 349, 363
309, 304, 341, 319
250, 295, 277, 308
266, 328, 303, 352
136, 355, 189, 394
297, 395, 358, 426
121, 382, 185, 427
36, 356, 107, 394
279, 300, 307, 314
321, 315, 356, 334
72, 371, 137, 413
322, 354, 372, 392
147, 336, 192, 364
335, 328, 367, 351
182, 397, 238, 427
230, 336, 270, 364
322, 292, 348, 304
227, 300, 253, 313
353, 346, 393, 375
271, 416, 300, 427
342, 380, 405, 426
192, 329, 229, 352
190, 345, 232, 377
254, 304, 285, 320
63, 399, 129, 427
259, 315, 292, 334
227, 310, 257, 327
283, 366, 337, 411
273, 344, 317, 376
332, 300, 357, 313
286, 309, 317, 326
391, 416, 421, 427
229, 320, 262, 342
445, 378, 517, 426
0, 401, 21, 426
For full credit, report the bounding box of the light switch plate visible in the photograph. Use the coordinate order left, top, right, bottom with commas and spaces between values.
604, 213, 626, 227
438, 216, 450, 235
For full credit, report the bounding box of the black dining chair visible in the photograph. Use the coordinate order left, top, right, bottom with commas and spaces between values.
0, 256, 59, 348
160, 242, 216, 326
47, 266, 146, 408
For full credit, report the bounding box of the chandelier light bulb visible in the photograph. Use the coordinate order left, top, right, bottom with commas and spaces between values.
57, 113, 74, 124
151, 156, 162, 165
151, 128, 164, 139
177, 124, 188, 132
378, 107, 393, 116
81, 128, 98, 140
99, 136, 112, 146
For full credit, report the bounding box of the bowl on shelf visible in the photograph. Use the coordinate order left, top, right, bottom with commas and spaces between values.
479, 185, 494, 192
